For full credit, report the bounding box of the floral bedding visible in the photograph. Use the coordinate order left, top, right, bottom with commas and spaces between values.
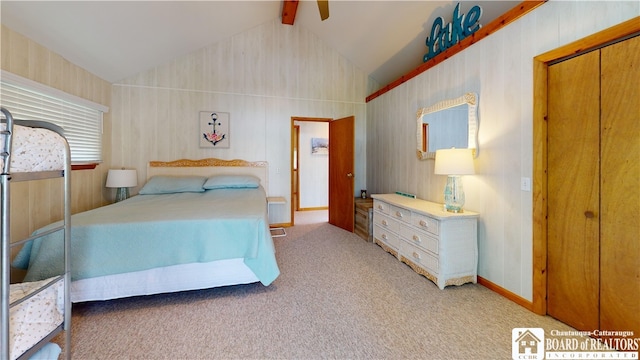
8, 277, 64, 360
1, 124, 66, 173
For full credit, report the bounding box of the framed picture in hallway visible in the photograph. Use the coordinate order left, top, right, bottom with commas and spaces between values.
311, 137, 328, 155
200, 111, 230, 148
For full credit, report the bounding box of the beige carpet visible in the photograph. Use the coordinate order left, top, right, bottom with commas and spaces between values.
56, 222, 575, 359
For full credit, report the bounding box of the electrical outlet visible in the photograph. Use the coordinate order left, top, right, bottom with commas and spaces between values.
521, 177, 531, 191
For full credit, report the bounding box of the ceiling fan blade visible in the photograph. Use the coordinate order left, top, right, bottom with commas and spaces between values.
317, 0, 329, 21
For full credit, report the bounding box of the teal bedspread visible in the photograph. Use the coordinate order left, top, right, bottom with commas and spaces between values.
13, 187, 280, 286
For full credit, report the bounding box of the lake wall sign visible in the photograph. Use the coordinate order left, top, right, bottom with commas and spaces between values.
423, 3, 483, 62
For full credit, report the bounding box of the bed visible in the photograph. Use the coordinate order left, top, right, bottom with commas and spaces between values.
2, 107, 71, 360
12, 158, 280, 303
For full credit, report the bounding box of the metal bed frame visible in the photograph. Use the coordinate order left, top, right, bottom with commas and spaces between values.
1, 107, 71, 360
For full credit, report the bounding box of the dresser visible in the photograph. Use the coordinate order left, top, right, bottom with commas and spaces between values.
354, 197, 374, 241
371, 194, 479, 289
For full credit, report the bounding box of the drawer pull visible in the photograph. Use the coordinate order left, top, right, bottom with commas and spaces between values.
395, 211, 403, 218
382, 234, 388, 240
382, 219, 388, 226
419, 220, 428, 227
412, 252, 420, 259
377, 204, 384, 210
412, 235, 421, 243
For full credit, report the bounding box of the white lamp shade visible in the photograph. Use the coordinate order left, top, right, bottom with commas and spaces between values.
106, 169, 138, 188
434, 148, 475, 175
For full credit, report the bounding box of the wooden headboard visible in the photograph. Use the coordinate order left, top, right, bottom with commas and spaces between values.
147, 158, 269, 193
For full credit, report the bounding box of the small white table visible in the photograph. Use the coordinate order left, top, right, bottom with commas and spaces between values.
267, 196, 287, 237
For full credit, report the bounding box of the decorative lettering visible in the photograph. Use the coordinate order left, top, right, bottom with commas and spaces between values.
424, 3, 483, 62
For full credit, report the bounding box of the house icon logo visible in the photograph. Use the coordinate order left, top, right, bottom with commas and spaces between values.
512, 328, 545, 360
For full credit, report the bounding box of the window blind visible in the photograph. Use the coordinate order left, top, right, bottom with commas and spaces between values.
0, 76, 105, 164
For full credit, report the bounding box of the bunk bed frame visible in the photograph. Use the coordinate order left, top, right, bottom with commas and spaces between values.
1, 108, 71, 360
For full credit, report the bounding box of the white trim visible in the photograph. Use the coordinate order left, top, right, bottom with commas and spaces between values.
1, 70, 109, 113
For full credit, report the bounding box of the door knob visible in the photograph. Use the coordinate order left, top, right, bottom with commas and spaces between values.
347, 173, 354, 178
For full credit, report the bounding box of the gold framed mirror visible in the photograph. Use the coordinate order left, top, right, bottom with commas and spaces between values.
416, 92, 478, 160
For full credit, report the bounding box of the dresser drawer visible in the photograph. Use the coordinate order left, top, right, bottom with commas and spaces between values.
374, 224, 400, 250
401, 240, 439, 273
390, 205, 411, 224
373, 200, 390, 215
373, 214, 400, 233
411, 212, 439, 236
399, 225, 438, 255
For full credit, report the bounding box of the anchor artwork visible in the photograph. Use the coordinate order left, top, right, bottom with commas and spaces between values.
200, 111, 230, 148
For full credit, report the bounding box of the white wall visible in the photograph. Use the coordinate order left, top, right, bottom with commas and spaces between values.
111, 19, 369, 224
296, 121, 328, 209
366, 1, 638, 300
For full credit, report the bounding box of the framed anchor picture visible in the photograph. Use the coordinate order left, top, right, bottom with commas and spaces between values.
199, 111, 230, 148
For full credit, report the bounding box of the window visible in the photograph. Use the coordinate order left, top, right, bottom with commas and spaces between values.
0, 70, 108, 164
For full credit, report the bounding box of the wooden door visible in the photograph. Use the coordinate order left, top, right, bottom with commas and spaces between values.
599, 35, 640, 336
547, 50, 600, 331
547, 35, 640, 336
328, 116, 355, 232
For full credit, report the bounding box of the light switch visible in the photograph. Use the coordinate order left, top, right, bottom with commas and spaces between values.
521, 177, 531, 191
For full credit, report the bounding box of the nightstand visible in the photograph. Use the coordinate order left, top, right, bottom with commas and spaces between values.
267, 196, 286, 237
354, 197, 374, 242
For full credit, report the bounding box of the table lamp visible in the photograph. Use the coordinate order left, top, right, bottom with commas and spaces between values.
434, 148, 475, 213
106, 169, 137, 202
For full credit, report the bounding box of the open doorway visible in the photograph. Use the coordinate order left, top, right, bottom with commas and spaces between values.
290, 115, 355, 230
291, 117, 330, 225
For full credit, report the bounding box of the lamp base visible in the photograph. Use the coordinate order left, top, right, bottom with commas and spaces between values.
443, 175, 465, 213
114, 187, 130, 203
444, 206, 464, 213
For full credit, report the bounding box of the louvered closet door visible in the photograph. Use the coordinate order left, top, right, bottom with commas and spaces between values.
599, 35, 640, 336
547, 50, 600, 332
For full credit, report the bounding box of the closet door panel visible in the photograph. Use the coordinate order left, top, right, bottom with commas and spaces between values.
599, 35, 640, 336
547, 51, 600, 331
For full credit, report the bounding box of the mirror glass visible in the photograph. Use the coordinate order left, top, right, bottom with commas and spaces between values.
416, 93, 478, 160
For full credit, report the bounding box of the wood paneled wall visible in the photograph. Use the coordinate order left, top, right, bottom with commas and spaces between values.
111, 19, 369, 223
366, 1, 638, 301
1, 25, 112, 252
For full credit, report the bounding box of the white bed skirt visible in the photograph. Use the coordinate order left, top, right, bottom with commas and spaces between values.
70, 258, 259, 303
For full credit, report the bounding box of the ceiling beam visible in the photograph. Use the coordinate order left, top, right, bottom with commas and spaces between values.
282, 0, 299, 25
317, 0, 329, 21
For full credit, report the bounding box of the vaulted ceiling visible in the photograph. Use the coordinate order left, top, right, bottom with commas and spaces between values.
1, 1, 519, 86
